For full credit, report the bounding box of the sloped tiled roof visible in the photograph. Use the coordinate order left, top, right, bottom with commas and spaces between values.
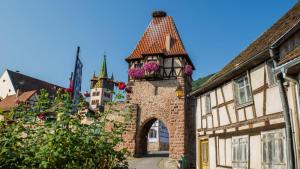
7, 69, 63, 95
0, 90, 36, 111
194, 2, 300, 94
127, 12, 188, 60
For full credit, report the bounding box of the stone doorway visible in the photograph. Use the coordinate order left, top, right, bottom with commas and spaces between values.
136, 118, 169, 157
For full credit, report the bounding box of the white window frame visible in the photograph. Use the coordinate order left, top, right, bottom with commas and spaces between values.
233, 73, 253, 108
232, 135, 249, 169
261, 129, 286, 169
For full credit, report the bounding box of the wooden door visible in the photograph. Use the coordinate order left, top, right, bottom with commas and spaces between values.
199, 139, 209, 169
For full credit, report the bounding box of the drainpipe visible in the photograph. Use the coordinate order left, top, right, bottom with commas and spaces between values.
270, 48, 296, 168
277, 73, 296, 169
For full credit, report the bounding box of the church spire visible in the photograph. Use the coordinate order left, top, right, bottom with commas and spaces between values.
99, 54, 108, 78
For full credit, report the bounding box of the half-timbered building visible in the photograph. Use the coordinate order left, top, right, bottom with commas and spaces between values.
191, 2, 300, 169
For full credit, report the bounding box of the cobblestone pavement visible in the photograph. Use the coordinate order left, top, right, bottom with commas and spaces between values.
128, 151, 168, 169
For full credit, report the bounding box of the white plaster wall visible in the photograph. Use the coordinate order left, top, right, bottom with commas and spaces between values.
245, 106, 254, 120
212, 108, 219, 127
0, 70, 16, 99
89, 88, 103, 109
173, 57, 182, 67
250, 135, 261, 169
218, 138, 226, 165
202, 118, 207, 128
201, 96, 206, 115
223, 82, 233, 101
210, 90, 217, 107
250, 63, 265, 91
209, 137, 217, 169
225, 138, 232, 166
196, 97, 202, 129
254, 92, 264, 117
219, 106, 230, 126
227, 103, 237, 123
207, 114, 213, 128
238, 109, 245, 121
266, 86, 283, 114
217, 88, 224, 104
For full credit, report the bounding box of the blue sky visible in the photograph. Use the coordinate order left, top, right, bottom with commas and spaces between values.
0, 0, 298, 92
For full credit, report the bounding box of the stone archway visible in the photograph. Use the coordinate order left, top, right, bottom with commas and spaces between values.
135, 117, 170, 156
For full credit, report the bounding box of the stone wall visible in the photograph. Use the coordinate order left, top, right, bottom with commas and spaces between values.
125, 77, 196, 168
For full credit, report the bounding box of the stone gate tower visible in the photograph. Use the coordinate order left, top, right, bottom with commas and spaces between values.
124, 11, 196, 167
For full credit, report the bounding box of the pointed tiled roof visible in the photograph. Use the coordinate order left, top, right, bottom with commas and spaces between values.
126, 11, 189, 60
99, 55, 108, 78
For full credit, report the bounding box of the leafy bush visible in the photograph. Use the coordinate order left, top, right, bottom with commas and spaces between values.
0, 89, 129, 169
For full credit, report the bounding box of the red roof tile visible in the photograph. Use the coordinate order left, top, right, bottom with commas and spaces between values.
0, 90, 37, 111
127, 13, 188, 60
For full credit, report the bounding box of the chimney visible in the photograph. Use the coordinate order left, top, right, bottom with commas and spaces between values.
152, 11, 167, 18
166, 34, 171, 52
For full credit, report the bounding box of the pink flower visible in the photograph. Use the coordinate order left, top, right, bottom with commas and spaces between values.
143, 62, 160, 72
128, 68, 145, 79
184, 64, 193, 76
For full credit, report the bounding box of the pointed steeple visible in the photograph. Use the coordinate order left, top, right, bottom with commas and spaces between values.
99, 54, 108, 78
111, 73, 114, 80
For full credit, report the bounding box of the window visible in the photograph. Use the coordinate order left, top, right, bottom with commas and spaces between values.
217, 137, 232, 166
205, 94, 211, 113
232, 135, 248, 169
91, 100, 99, 105
134, 62, 143, 68
234, 74, 252, 106
149, 129, 157, 138
266, 60, 276, 86
261, 129, 286, 169
146, 55, 158, 62
92, 91, 100, 96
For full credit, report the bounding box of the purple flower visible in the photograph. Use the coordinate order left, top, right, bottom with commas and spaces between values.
128, 68, 145, 79
184, 64, 193, 76
143, 62, 160, 72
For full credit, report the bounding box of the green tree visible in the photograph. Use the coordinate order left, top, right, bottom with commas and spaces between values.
0, 89, 129, 169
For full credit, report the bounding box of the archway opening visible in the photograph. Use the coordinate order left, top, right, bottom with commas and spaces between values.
136, 118, 169, 157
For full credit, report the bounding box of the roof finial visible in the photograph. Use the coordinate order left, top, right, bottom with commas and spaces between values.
99, 53, 108, 78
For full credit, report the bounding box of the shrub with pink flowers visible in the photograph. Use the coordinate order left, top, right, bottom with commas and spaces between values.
143, 62, 160, 73
128, 67, 145, 79
184, 64, 193, 76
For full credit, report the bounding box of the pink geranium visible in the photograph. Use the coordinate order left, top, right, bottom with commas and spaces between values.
128, 67, 145, 79
143, 62, 160, 72
184, 64, 193, 76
